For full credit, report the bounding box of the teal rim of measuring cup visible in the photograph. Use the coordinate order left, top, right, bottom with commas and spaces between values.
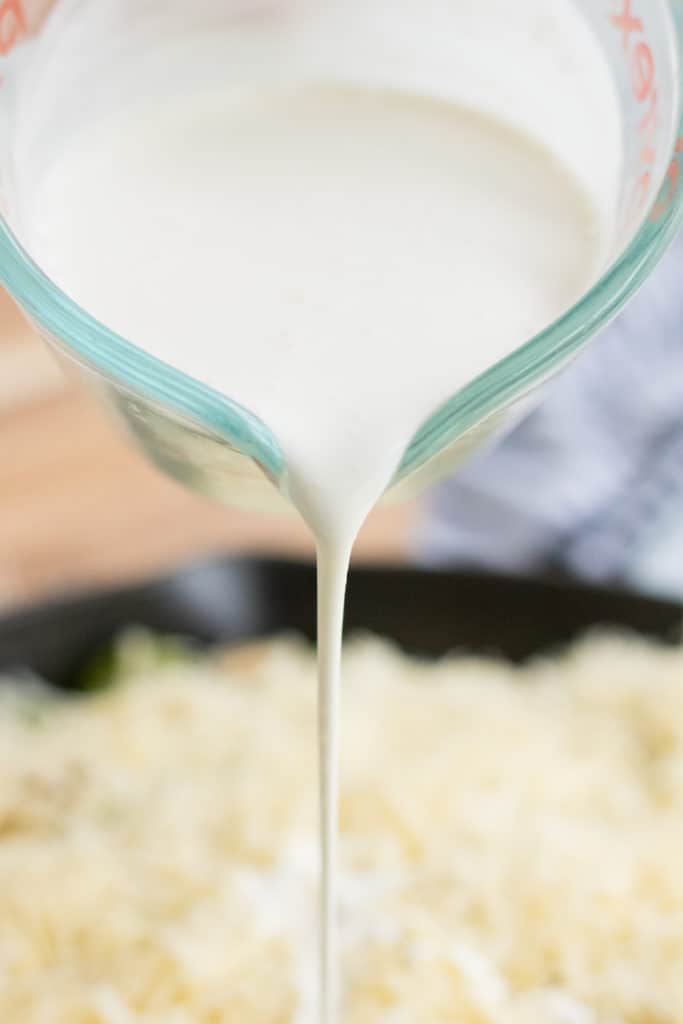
0, 20, 682, 489
396, 169, 683, 482
397, 0, 683, 482
0, 225, 285, 481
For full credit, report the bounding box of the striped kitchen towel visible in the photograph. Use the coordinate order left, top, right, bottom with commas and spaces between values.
422, 229, 683, 583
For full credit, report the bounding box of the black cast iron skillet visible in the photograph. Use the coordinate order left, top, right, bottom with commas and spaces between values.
0, 558, 680, 688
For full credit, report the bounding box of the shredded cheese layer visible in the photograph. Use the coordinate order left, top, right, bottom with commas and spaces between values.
1, 631, 683, 1022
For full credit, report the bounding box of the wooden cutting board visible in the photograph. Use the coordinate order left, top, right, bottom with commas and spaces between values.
0, 292, 412, 611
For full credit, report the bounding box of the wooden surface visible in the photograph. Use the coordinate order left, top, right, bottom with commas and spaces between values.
0, 291, 413, 611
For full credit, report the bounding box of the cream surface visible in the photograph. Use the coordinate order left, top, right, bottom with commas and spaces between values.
22, 13, 620, 1019
26, 85, 610, 535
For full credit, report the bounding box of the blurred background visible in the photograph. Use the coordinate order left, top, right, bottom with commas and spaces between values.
0, 288, 414, 612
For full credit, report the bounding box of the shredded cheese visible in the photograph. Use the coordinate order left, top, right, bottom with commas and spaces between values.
1, 630, 683, 1021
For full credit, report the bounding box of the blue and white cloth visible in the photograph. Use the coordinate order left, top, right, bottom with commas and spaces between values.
423, 229, 683, 591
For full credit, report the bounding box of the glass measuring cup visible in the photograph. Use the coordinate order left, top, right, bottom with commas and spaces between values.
0, 0, 681, 514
